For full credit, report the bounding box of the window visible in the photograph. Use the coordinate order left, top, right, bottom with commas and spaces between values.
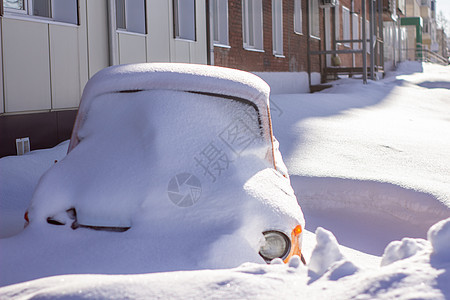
211, 0, 229, 46
309, 0, 319, 38
173, 0, 196, 41
3, 0, 78, 24
423, 20, 429, 33
366, 20, 370, 53
352, 13, 359, 49
242, 0, 263, 50
342, 6, 350, 47
272, 0, 283, 55
116, 0, 146, 34
294, 0, 302, 34
3, 0, 24, 10
335, 4, 340, 42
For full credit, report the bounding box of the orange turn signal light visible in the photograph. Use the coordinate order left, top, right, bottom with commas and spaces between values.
293, 225, 302, 235
283, 224, 303, 264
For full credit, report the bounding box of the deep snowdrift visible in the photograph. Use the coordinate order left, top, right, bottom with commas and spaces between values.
0, 219, 449, 299
271, 62, 450, 258
1, 62, 449, 299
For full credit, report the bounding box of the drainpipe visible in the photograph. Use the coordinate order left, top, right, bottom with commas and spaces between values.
351, 0, 354, 67
107, 0, 119, 66
306, 0, 311, 90
362, 0, 367, 83
206, 0, 214, 65
398, 20, 402, 64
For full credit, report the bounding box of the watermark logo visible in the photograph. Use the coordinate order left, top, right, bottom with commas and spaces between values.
167, 173, 202, 207
194, 142, 233, 183
270, 99, 283, 118
219, 119, 259, 155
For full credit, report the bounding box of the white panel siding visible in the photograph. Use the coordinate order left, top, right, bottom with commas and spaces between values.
49, 25, 81, 109
87, 0, 109, 77
189, 0, 207, 64
147, 0, 171, 62
3, 19, 51, 112
118, 33, 147, 64
173, 41, 191, 63
169, 0, 207, 64
0, 0, 208, 114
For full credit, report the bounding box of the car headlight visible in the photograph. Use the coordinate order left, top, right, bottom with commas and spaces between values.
259, 231, 291, 263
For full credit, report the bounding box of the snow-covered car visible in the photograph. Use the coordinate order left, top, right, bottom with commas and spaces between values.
24, 63, 305, 267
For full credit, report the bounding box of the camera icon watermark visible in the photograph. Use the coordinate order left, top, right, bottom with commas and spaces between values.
167, 173, 202, 207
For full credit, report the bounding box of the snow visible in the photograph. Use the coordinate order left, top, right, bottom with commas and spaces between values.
308, 227, 345, 277
253, 71, 321, 94
1, 61, 450, 299
0, 141, 69, 238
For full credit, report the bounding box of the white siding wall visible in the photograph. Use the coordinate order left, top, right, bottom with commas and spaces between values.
1, 1, 89, 113
118, 33, 147, 64
147, 0, 171, 62
49, 25, 82, 109
114, 0, 207, 64
1, 0, 208, 114
2, 19, 51, 112
169, 0, 207, 64
87, 0, 109, 77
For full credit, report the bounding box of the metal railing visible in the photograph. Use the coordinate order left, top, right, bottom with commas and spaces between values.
402, 46, 449, 65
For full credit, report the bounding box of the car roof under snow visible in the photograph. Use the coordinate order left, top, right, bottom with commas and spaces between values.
81, 63, 270, 106
70, 63, 273, 152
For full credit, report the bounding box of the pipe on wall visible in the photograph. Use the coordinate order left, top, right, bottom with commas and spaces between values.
107, 0, 119, 66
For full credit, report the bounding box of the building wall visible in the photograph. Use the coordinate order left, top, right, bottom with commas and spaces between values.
405, 25, 417, 60
405, 0, 420, 17
111, 0, 207, 65
333, 0, 374, 68
0, 0, 208, 157
87, 1, 110, 77
437, 28, 448, 59
213, 0, 322, 73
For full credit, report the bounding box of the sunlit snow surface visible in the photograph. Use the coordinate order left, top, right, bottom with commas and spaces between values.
1, 62, 450, 299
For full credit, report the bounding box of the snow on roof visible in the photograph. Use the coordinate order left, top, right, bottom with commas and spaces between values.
82, 63, 270, 102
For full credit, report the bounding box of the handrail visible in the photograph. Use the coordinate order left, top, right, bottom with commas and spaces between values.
401, 47, 449, 65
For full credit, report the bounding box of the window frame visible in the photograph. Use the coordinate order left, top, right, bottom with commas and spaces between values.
242, 0, 264, 51
116, 0, 147, 35
173, 0, 197, 42
342, 6, 351, 47
352, 13, 359, 50
3, 0, 27, 15
3, 0, 79, 25
294, 0, 302, 35
366, 19, 370, 54
272, 0, 283, 56
211, 0, 229, 47
308, 0, 320, 39
335, 4, 340, 44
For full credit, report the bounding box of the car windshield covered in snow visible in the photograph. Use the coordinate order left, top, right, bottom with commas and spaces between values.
64, 89, 267, 228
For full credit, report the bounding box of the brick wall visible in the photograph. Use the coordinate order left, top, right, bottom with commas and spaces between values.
214, 0, 322, 73
335, 0, 374, 68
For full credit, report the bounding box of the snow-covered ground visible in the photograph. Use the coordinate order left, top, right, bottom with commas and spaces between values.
1, 62, 449, 299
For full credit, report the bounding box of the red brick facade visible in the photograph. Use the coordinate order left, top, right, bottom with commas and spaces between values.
213, 0, 322, 73
335, 0, 379, 68
213, 0, 378, 78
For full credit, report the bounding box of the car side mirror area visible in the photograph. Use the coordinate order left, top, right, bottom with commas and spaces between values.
46, 207, 78, 229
